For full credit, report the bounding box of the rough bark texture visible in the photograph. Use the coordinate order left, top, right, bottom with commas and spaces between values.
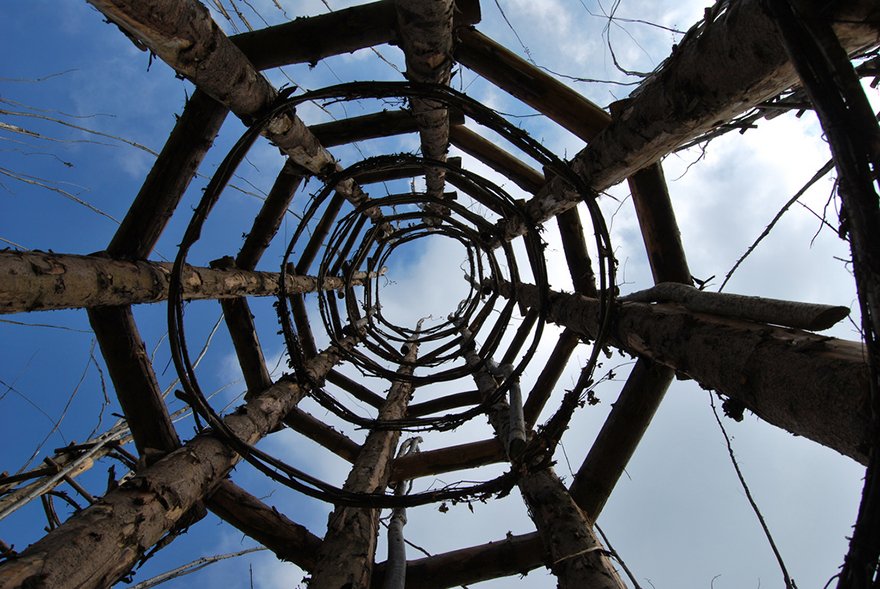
517, 470, 623, 589
308, 341, 419, 589
372, 532, 543, 588
500, 280, 872, 464
396, 0, 454, 203
0, 250, 373, 313
231, 0, 480, 71
622, 281, 850, 331
457, 325, 625, 589
87, 0, 387, 227
496, 0, 880, 242
0, 342, 352, 589
388, 438, 504, 483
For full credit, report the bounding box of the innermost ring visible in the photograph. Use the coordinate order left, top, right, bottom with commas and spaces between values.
374, 232, 473, 331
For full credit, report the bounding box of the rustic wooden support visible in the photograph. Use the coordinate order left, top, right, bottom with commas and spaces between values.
763, 2, 880, 585
494, 279, 872, 464
523, 329, 580, 427
308, 338, 419, 589
495, 0, 880, 242
619, 156, 692, 285
395, 0, 455, 201
569, 358, 676, 517
107, 89, 228, 259
455, 28, 611, 143
283, 408, 361, 463
327, 369, 386, 410
310, 109, 464, 149
455, 321, 625, 589
87, 0, 386, 228
230, 0, 480, 71
296, 191, 348, 275
556, 207, 598, 297
448, 124, 545, 193
499, 308, 539, 366
236, 163, 304, 271
88, 307, 180, 457
0, 251, 379, 313
567, 155, 687, 520
621, 282, 851, 331
291, 292, 319, 360
388, 438, 504, 483
207, 480, 322, 570
0, 339, 355, 589
372, 531, 544, 588
222, 164, 304, 398
407, 389, 481, 417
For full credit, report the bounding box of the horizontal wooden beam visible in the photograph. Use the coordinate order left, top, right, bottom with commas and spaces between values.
310, 109, 465, 148
327, 369, 386, 409
88, 0, 387, 228
207, 480, 321, 570
388, 438, 504, 483
231, 0, 481, 70
372, 532, 544, 588
407, 389, 481, 417
495, 279, 871, 464
0, 251, 378, 313
448, 124, 544, 193
455, 28, 611, 142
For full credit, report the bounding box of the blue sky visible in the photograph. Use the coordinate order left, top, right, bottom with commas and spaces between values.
1, 1, 876, 587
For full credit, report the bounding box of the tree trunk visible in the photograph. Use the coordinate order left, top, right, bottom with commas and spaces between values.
0, 340, 354, 589
494, 0, 880, 242
455, 321, 625, 589
308, 339, 419, 589
496, 280, 871, 464
395, 0, 454, 203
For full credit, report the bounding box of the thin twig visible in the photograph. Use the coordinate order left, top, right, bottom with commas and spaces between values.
709, 393, 797, 589
720, 159, 835, 291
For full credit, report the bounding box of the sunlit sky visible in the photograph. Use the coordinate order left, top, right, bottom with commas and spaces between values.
1, 1, 876, 587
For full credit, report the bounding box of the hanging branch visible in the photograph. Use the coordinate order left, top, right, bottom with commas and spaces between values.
709, 393, 797, 589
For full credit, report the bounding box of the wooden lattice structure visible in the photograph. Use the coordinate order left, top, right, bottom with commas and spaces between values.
1, 0, 879, 587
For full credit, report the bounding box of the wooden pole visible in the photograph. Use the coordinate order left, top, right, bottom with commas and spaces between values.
0, 339, 356, 589
493, 0, 880, 243
308, 337, 420, 589
455, 321, 625, 589
395, 0, 455, 205
0, 250, 379, 313
494, 279, 871, 464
